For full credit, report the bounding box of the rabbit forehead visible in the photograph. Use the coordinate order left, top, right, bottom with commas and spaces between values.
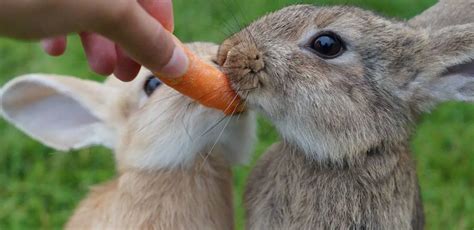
246, 5, 398, 43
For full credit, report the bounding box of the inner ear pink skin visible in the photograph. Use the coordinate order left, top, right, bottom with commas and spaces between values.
447, 61, 474, 76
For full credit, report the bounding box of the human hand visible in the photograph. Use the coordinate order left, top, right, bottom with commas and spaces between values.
0, 0, 188, 81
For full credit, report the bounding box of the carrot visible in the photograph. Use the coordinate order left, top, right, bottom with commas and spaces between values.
155, 45, 244, 115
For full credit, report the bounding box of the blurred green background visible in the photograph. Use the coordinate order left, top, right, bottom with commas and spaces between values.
0, 0, 473, 229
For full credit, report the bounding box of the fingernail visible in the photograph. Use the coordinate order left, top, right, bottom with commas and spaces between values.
159, 46, 189, 78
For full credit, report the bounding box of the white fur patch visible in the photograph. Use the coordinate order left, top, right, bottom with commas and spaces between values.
117, 86, 257, 169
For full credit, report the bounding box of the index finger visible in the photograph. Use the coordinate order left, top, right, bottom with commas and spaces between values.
138, 0, 174, 32
96, 1, 187, 78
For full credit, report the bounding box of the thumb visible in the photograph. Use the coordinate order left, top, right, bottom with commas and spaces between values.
97, 1, 188, 78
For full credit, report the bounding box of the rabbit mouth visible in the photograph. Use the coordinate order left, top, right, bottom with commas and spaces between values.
217, 62, 262, 103
227, 72, 261, 102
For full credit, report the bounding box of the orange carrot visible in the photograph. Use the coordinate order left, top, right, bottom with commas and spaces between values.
156, 45, 244, 115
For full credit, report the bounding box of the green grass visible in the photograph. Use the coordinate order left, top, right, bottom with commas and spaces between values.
0, 0, 473, 229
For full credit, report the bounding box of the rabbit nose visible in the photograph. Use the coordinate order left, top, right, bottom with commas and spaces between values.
224, 44, 265, 74
249, 54, 264, 73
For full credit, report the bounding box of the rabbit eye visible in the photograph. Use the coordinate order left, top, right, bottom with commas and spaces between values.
144, 76, 162, 96
310, 33, 344, 59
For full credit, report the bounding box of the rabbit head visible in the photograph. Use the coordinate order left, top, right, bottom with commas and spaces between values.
218, 5, 474, 164
0, 42, 256, 170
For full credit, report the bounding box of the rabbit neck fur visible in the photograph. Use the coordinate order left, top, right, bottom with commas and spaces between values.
245, 141, 423, 230
66, 153, 234, 230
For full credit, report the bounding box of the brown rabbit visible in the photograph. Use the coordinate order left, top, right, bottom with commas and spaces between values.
410, 0, 474, 29
217, 3, 474, 230
0, 43, 256, 229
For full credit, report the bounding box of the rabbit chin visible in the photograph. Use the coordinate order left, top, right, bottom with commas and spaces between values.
274, 118, 355, 164
274, 121, 373, 164
116, 105, 257, 170
257, 102, 409, 165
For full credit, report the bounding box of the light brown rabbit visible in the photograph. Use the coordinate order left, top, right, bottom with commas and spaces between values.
0, 42, 256, 229
217, 3, 474, 230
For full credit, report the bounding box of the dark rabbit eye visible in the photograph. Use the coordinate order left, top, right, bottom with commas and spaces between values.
144, 76, 162, 96
310, 33, 344, 59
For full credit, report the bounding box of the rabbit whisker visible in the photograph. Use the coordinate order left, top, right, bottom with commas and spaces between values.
234, 92, 250, 122
152, 92, 182, 103
199, 87, 241, 137
181, 102, 194, 140
227, 0, 259, 50
221, 21, 240, 38
199, 96, 244, 170
224, 0, 246, 30
198, 115, 232, 170
200, 115, 229, 137
136, 106, 173, 134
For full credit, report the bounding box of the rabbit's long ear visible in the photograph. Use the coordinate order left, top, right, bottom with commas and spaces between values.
409, 0, 474, 29
410, 24, 474, 111
0, 74, 118, 151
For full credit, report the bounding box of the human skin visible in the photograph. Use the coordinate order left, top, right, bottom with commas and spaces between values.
0, 0, 188, 81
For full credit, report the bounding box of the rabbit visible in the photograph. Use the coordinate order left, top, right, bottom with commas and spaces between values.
410, 0, 474, 29
0, 42, 256, 229
216, 3, 474, 230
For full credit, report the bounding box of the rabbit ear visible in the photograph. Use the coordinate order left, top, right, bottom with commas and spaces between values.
0, 74, 118, 151
410, 24, 474, 109
409, 0, 474, 29
422, 62, 474, 103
